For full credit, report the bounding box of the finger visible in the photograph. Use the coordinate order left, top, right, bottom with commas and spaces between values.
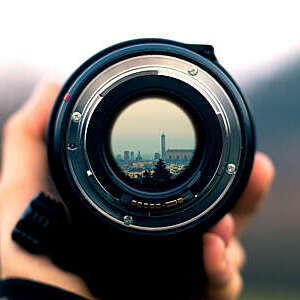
232, 152, 275, 235
0, 81, 61, 190
226, 238, 246, 270
208, 214, 234, 246
203, 233, 243, 300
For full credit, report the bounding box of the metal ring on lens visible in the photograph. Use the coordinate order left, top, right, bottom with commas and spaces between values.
65, 55, 242, 232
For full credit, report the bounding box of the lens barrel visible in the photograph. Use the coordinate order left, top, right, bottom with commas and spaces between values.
47, 39, 255, 236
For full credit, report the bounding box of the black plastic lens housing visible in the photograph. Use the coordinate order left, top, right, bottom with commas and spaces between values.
47, 39, 255, 236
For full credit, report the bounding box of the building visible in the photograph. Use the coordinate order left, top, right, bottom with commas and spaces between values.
116, 154, 122, 162
162, 133, 194, 162
154, 152, 161, 160
161, 133, 166, 159
130, 151, 134, 161
165, 149, 194, 162
124, 151, 130, 162
136, 151, 142, 161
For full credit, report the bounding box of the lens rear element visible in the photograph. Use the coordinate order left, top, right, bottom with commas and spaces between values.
111, 96, 197, 190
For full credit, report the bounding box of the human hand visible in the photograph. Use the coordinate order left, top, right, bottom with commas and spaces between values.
0, 82, 98, 299
0, 81, 274, 300
201, 152, 274, 299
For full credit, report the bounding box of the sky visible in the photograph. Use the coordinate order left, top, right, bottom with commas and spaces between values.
111, 97, 196, 158
1, 2, 300, 158
1, 1, 300, 90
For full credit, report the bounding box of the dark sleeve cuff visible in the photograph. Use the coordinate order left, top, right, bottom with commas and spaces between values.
0, 278, 89, 300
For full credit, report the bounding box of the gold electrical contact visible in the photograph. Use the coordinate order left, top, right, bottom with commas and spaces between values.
130, 200, 162, 209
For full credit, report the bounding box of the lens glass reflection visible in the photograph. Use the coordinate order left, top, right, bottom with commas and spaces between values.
111, 96, 196, 188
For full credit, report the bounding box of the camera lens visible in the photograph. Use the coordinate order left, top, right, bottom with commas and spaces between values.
47, 39, 255, 235
110, 95, 197, 191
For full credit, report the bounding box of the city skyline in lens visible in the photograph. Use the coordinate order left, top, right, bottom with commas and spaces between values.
111, 97, 196, 159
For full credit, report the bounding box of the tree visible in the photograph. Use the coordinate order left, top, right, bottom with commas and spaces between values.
142, 170, 153, 185
152, 159, 171, 184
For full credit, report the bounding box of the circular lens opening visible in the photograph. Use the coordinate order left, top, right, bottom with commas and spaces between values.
110, 95, 198, 191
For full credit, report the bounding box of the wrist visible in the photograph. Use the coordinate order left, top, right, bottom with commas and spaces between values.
0, 188, 97, 300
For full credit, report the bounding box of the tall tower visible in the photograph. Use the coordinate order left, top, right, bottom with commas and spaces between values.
161, 133, 166, 159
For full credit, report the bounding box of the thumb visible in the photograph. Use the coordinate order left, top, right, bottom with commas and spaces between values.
0, 81, 61, 191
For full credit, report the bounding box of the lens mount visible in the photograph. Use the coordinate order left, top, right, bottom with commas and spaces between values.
47, 40, 255, 235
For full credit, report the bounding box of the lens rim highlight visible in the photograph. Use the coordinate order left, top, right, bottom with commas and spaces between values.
51, 47, 250, 235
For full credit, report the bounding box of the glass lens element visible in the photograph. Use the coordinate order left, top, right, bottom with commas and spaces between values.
110, 96, 196, 188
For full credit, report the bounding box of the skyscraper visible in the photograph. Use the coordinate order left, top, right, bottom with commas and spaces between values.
124, 151, 130, 162
161, 133, 166, 159
130, 151, 134, 161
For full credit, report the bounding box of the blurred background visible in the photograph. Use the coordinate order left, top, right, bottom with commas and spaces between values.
0, 1, 299, 299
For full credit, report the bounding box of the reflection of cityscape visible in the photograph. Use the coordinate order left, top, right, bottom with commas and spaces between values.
115, 133, 194, 183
